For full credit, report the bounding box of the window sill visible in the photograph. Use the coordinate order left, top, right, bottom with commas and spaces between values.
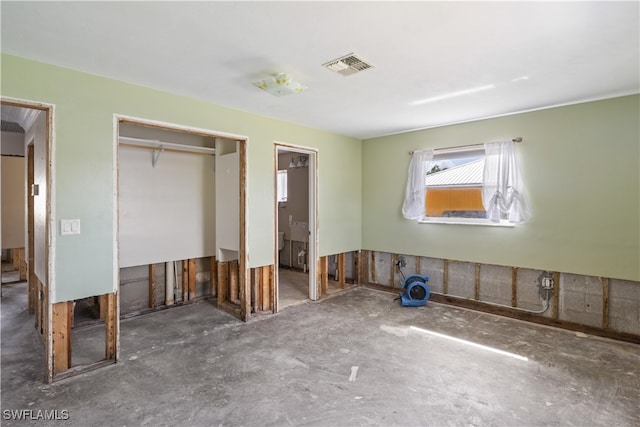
418, 217, 516, 227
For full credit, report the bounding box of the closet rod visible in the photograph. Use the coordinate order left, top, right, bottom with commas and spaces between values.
408, 137, 522, 155
119, 136, 215, 155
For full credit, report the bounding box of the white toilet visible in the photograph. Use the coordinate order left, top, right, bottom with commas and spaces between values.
278, 231, 285, 251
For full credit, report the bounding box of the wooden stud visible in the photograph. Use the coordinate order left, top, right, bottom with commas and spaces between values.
415, 256, 421, 275
52, 301, 72, 373
261, 265, 271, 311
188, 258, 196, 301
390, 254, 397, 288
601, 277, 610, 329
511, 267, 518, 307
217, 261, 229, 304
253, 267, 261, 312
149, 264, 156, 309
338, 253, 346, 289
18, 248, 27, 281
320, 256, 329, 296
210, 257, 217, 297
99, 294, 108, 320
552, 272, 560, 319
43, 289, 51, 382
271, 265, 278, 314
370, 251, 377, 284
443, 259, 449, 295
105, 293, 117, 360
230, 260, 239, 304
182, 260, 189, 302
474, 263, 481, 300
358, 250, 369, 285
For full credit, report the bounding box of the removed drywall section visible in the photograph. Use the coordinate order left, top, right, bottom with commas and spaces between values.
559, 274, 603, 328
361, 250, 639, 341
478, 264, 512, 307
609, 279, 640, 335
119, 257, 215, 314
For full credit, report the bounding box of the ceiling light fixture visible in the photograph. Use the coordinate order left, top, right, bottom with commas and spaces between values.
410, 84, 496, 106
253, 73, 308, 97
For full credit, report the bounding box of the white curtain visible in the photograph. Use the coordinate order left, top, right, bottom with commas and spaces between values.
402, 149, 433, 220
482, 140, 531, 223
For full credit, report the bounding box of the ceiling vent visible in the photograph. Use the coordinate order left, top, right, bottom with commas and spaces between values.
322, 53, 373, 76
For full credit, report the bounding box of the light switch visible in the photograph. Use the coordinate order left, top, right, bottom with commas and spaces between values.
61, 219, 81, 235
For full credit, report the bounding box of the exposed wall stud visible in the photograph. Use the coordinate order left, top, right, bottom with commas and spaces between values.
270, 266, 278, 314
511, 267, 518, 307
210, 257, 217, 297
261, 265, 271, 311
443, 259, 449, 294
182, 260, 189, 302
370, 251, 377, 284
601, 277, 610, 329
338, 253, 346, 289
105, 293, 117, 360
52, 301, 72, 373
552, 272, 560, 319
253, 267, 261, 312
320, 256, 329, 296
217, 261, 229, 305
474, 263, 481, 300
230, 260, 239, 304
149, 264, 156, 309
188, 258, 196, 301
99, 294, 108, 320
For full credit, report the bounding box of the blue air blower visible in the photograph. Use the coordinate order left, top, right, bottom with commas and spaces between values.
399, 274, 430, 307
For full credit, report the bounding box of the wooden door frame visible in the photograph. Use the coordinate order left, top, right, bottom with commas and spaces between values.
274, 142, 319, 309
1, 97, 55, 382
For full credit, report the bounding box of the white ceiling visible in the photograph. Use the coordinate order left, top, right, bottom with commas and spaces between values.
1, 1, 638, 139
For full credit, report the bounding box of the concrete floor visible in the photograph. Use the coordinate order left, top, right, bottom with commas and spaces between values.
2, 280, 639, 427
278, 268, 310, 309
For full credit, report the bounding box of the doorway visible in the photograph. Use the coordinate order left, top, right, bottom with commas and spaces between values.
274, 144, 318, 310
114, 115, 249, 320
1, 98, 53, 380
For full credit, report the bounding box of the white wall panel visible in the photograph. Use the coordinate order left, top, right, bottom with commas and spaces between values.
118, 146, 215, 268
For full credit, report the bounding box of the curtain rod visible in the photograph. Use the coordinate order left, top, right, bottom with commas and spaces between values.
408, 137, 523, 155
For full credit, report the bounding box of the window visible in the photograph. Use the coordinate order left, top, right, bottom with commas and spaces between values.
277, 170, 288, 202
403, 140, 531, 226
424, 148, 486, 220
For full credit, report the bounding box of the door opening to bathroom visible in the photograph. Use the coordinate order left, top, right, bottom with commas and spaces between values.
274, 144, 317, 310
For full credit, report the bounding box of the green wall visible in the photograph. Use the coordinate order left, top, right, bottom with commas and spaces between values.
1, 54, 362, 302
363, 95, 640, 281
